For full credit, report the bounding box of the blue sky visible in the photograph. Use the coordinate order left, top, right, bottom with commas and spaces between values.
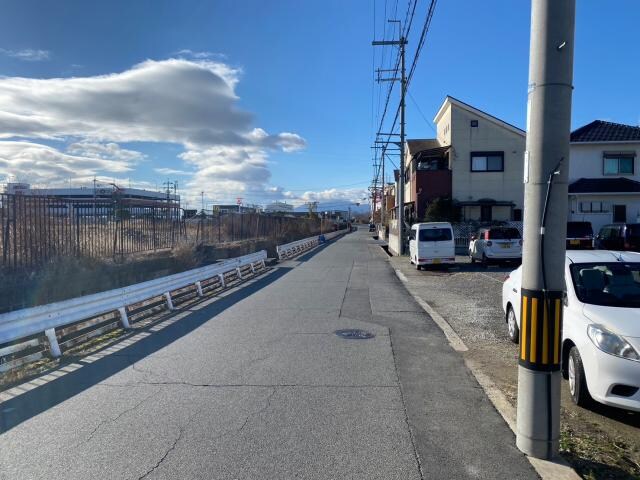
0, 0, 638, 210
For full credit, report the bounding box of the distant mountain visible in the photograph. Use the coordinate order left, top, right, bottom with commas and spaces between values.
293, 202, 370, 214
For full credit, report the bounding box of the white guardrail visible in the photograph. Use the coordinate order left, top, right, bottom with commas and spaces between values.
0, 250, 267, 358
276, 229, 347, 260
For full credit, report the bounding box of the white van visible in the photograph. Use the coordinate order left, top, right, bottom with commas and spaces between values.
409, 222, 455, 270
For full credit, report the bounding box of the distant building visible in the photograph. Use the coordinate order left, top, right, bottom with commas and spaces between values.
212, 204, 260, 214
264, 201, 294, 213
1, 183, 179, 217
568, 120, 640, 232
2, 183, 178, 202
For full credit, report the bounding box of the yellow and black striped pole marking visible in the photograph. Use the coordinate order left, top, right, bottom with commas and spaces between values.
519, 289, 563, 371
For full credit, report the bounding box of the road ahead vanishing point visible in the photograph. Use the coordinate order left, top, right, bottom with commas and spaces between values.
0, 230, 538, 479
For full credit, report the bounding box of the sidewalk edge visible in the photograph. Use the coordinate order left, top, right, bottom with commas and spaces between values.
393, 267, 582, 480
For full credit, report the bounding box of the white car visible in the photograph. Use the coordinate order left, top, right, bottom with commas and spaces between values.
409, 222, 455, 269
502, 250, 640, 411
469, 226, 522, 265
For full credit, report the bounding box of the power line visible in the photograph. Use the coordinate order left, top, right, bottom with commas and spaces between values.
407, 90, 437, 134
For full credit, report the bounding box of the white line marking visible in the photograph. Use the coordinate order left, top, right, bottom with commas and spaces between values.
477, 272, 505, 284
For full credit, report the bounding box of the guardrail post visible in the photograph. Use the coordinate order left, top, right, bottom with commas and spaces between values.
236, 267, 243, 280
261, 259, 266, 269
218, 273, 226, 287
164, 292, 175, 311
195, 281, 203, 297
45, 328, 62, 358
117, 307, 131, 329
250, 262, 255, 274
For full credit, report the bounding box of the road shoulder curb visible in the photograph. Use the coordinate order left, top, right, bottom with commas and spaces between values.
392, 266, 582, 480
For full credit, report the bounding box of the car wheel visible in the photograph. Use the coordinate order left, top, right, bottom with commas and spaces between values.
469, 251, 475, 264
481, 254, 489, 268
416, 263, 421, 271
568, 347, 592, 408
507, 306, 519, 344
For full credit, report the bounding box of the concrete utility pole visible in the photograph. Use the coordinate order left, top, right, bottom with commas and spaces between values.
381, 148, 386, 229
517, 0, 575, 459
399, 38, 406, 254
372, 30, 407, 254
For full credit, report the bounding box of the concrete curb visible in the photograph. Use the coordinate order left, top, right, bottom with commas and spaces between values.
393, 266, 582, 480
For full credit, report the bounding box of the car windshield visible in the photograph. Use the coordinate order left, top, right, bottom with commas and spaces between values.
570, 262, 640, 307
567, 222, 593, 238
488, 228, 521, 240
419, 228, 452, 242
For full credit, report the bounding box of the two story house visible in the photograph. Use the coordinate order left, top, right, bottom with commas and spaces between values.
568, 120, 640, 233
403, 96, 526, 223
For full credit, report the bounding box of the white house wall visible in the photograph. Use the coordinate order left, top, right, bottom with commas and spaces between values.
569, 194, 640, 234
569, 143, 640, 181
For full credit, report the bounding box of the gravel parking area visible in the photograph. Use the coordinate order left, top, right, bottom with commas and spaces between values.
390, 252, 640, 480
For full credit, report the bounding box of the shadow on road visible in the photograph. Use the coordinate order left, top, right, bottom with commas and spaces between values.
0, 267, 292, 434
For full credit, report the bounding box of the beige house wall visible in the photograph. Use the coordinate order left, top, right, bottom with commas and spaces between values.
439, 103, 525, 218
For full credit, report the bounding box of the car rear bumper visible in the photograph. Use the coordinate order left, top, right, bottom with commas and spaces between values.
485, 252, 522, 260
417, 257, 455, 265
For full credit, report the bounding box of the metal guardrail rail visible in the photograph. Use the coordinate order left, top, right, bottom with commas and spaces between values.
276, 229, 347, 260
276, 237, 318, 260
0, 250, 267, 359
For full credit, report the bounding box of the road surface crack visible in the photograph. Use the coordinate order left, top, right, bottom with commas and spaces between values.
76, 390, 156, 448
98, 381, 398, 389
137, 407, 202, 480
389, 334, 425, 480
238, 388, 277, 433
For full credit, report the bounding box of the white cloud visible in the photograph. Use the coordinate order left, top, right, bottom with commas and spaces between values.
0, 141, 133, 186
0, 48, 50, 62
0, 58, 307, 202
67, 141, 146, 162
286, 188, 369, 207
175, 49, 227, 60
0, 59, 246, 144
154, 167, 194, 176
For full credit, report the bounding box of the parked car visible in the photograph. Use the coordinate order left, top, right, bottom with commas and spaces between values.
595, 223, 640, 251
368, 223, 376, 232
502, 250, 640, 411
566, 221, 593, 250
469, 226, 522, 265
409, 222, 455, 270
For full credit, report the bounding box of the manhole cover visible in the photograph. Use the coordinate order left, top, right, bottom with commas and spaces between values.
334, 329, 375, 340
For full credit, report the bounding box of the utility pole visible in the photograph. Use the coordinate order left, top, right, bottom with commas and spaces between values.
517, 0, 575, 460
381, 147, 386, 229
372, 26, 407, 254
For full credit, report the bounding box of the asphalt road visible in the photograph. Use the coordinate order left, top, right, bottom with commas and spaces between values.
0, 230, 537, 479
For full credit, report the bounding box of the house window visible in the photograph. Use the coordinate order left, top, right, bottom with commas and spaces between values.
513, 209, 522, 221
579, 201, 609, 213
603, 153, 635, 175
471, 152, 504, 172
